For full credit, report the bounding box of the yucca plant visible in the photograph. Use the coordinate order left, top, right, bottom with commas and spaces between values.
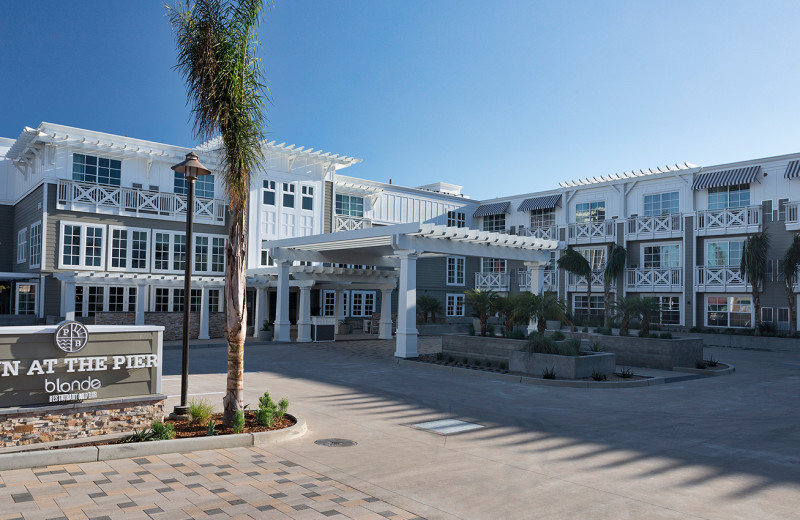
782, 234, 800, 333
603, 244, 627, 327
741, 232, 771, 335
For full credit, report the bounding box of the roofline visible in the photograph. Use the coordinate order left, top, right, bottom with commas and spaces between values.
698, 150, 800, 172
335, 174, 477, 204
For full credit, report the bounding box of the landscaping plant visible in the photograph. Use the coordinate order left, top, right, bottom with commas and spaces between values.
151, 421, 175, 440
232, 410, 245, 434
189, 399, 213, 425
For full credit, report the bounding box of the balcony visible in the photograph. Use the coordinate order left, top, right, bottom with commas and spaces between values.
475, 272, 510, 292
567, 269, 606, 291
567, 220, 615, 244
626, 214, 682, 240
695, 206, 761, 236
517, 226, 559, 241
625, 268, 682, 292
517, 269, 557, 292
335, 215, 372, 232
784, 202, 800, 231
57, 179, 225, 224
695, 266, 751, 292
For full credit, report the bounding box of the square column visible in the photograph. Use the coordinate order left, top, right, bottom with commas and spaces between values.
525, 261, 547, 335
64, 281, 76, 321
274, 260, 291, 342
254, 286, 269, 339
297, 286, 312, 343
394, 250, 419, 358
198, 286, 210, 340
379, 288, 393, 339
334, 289, 343, 340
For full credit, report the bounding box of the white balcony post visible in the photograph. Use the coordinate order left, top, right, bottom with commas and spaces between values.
297, 285, 312, 343
394, 250, 419, 358
379, 288, 393, 340
274, 259, 291, 342
525, 261, 547, 335
64, 281, 76, 321
198, 286, 210, 340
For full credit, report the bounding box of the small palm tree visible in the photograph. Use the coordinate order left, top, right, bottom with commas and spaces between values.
782, 234, 800, 333
465, 289, 498, 336
557, 248, 592, 323
637, 297, 660, 336
741, 232, 771, 335
515, 292, 566, 335
492, 294, 520, 337
612, 295, 640, 336
603, 244, 627, 327
417, 295, 442, 323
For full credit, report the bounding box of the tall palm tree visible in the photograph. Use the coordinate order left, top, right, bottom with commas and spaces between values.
168, 0, 269, 424
603, 244, 627, 327
557, 248, 592, 323
740, 232, 771, 335
782, 234, 800, 333
465, 289, 498, 336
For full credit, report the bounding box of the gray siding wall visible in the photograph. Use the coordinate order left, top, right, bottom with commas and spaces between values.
0, 205, 14, 272
13, 184, 45, 274
684, 215, 694, 327
323, 181, 332, 234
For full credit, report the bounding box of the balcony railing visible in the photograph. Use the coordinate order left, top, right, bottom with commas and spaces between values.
57, 179, 225, 224
784, 202, 800, 231
335, 215, 372, 232
625, 267, 682, 292
517, 269, 557, 292
695, 266, 751, 291
567, 220, 615, 244
626, 214, 682, 239
695, 206, 761, 236
567, 269, 606, 289
475, 272, 510, 291
517, 226, 559, 241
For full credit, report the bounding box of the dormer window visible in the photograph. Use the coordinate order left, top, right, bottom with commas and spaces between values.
72, 154, 121, 186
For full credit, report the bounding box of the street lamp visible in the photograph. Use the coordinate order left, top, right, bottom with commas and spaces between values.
170, 152, 211, 417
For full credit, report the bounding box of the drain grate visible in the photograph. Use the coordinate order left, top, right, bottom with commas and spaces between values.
315, 438, 357, 447
411, 419, 485, 436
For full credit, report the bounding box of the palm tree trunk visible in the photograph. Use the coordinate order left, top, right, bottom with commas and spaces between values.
603, 282, 611, 328
752, 285, 761, 336
223, 208, 247, 425
788, 285, 797, 334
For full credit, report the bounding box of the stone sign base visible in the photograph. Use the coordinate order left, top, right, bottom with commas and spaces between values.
0, 395, 165, 448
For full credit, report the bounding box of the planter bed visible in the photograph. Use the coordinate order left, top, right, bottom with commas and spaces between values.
562, 331, 703, 370
509, 350, 616, 379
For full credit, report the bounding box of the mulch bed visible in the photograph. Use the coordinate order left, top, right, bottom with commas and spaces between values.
168, 412, 295, 438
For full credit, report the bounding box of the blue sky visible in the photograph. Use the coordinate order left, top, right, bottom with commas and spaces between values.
2, 1, 800, 198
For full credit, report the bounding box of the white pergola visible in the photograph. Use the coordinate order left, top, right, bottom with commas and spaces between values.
265, 223, 562, 358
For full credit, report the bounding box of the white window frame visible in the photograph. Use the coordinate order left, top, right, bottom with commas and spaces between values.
151, 230, 226, 275
17, 228, 27, 264
777, 307, 790, 330
447, 211, 466, 228
15, 283, 37, 315
705, 239, 745, 267
108, 226, 150, 272
301, 185, 314, 211
59, 221, 106, 270
262, 180, 277, 206
29, 221, 42, 268
641, 242, 681, 269
106, 286, 138, 313
350, 290, 376, 317
572, 294, 604, 314
282, 182, 296, 208
705, 295, 753, 328
446, 256, 465, 286
577, 246, 606, 270
482, 214, 505, 232
643, 191, 680, 216
446, 293, 465, 317
575, 200, 606, 223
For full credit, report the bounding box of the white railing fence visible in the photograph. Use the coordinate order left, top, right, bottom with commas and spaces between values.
568, 220, 615, 241
475, 272, 510, 291
696, 206, 761, 233
625, 268, 682, 290
567, 269, 605, 288
696, 266, 750, 289
335, 215, 372, 232
627, 214, 681, 236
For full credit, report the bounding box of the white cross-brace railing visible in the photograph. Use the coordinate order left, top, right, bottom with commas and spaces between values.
335, 215, 372, 232
521, 226, 558, 240
625, 267, 682, 290
695, 266, 751, 290
475, 272, 510, 291
517, 269, 557, 291
567, 220, 615, 242
626, 214, 681, 237
695, 206, 761, 234
568, 269, 606, 288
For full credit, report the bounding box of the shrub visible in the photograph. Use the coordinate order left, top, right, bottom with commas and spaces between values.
551, 330, 566, 341
448, 355, 454, 363
758, 321, 777, 336
542, 366, 556, 379
618, 328, 629, 337
690, 326, 702, 333
558, 338, 581, 357
525, 334, 557, 354
648, 332, 659, 339
125, 428, 156, 443
590, 370, 607, 381
436, 352, 443, 361
474, 359, 482, 367
695, 360, 708, 369
617, 367, 634, 378
510, 329, 526, 340
638, 330, 647, 338
597, 327, 612, 336
659, 332, 673, 339
589, 341, 602, 352
206, 419, 217, 436
256, 407, 274, 428
277, 398, 289, 420
650, 324, 663, 331
232, 410, 245, 434
151, 420, 175, 440
705, 356, 718, 367
499, 362, 507, 370
189, 399, 213, 425
582, 327, 589, 333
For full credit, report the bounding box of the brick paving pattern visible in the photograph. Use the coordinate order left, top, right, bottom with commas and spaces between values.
0, 446, 425, 520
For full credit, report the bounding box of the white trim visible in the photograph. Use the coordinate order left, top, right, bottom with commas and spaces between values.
446, 255, 465, 286
29, 221, 42, 268
58, 221, 106, 270
151, 229, 226, 275
704, 294, 754, 328
14, 282, 37, 315
446, 293, 465, 317
107, 225, 151, 272
639, 241, 681, 269
16, 228, 27, 264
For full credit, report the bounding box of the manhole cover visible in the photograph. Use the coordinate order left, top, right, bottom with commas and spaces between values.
411, 419, 485, 436
315, 438, 357, 447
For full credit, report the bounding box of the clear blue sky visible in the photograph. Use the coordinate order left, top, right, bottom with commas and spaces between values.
2, 1, 800, 198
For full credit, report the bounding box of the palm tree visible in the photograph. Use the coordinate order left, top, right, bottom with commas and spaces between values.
782, 234, 800, 333
557, 248, 592, 323
612, 295, 640, 336
465, 289, 498, 336
417, 295, 442, 323
603, 244, 627, 327
168, 0, 269, 424
636, 297, 660, 336
740, 232, 771, 335
516, 292, 567, 335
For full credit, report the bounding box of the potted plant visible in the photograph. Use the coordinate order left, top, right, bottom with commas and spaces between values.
261, 320, 273, 341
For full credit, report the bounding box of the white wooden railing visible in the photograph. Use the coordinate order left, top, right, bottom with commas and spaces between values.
475, 272, 510, 291
335, 215, 372, 232
625, 268, 682, 291
518, 226, 559, 240
567, 269, 606, 288
57, 179, 225, 224
695, 266, 751, 291
626, 214, 681, 239
784, 202, 800, 230
567, 220, 615, 243
695, 206, 761, 235
517, 269, 557, 291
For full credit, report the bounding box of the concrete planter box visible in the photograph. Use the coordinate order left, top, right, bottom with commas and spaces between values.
546, 320, 561, 331
564, 331, 703, 370
441, 335, 525, 364
509, 350, 616, 379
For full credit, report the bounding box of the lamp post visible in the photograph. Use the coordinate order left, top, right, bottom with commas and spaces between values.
170, 152, 211, 417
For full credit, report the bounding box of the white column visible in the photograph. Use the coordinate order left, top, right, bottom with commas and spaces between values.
254, 286, 268, 339
379, 288, 393, 340
198, 286, 210, 340
394, 250, 419, 358
274, 260, 291, 342
297, 286, 312, 343
525, 261, 546, 335
64, 281, 76, 321
334, 289, 343, 339
135, 283, 147, 325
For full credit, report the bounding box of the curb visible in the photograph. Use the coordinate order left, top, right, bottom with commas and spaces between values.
673, 363, 736, 376
397, 359, 664, 388
0, 415, 307, 471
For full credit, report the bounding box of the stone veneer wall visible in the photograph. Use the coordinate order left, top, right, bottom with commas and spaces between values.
0, 396, 165, 448
94, 312, 226, 341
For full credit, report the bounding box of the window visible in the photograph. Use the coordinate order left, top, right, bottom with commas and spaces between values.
110, 229, 127, 268
131, 230, 147, 270
282, 183, 295, 208
447, 256, 465, 285
322, 291, 336, 316
195, 236, 209, 272
174, 171, 215, 198
152, 231, 224, 274
579, 247, 605, 270
72, 154, 121, 186
16, 284, 36, 315
575, 201, 605, 223
301, 185, 314, 210
530, 208, 555, 228
447, 211, 466, 228
482, 258, 507, 273
60, 223, 105, 269
446, 294, 465, 317
190, 289, 202, 313
335, 194, 364, 216
154, 233, 170, 270
29, 222, 41, 268
87, 286, 104, 317
708, 184, 750, 210
777, 307, 790, 330
281, 213, 296, 236
262, 180, 276, 205
109, 227, 149, 271
17, 229, 26, 264
656, 296, 680, 324
172, 288, 185, 312
208, 289, 221, 313
643, 244, 680, 269
155, 288, 170, 312
350, 291, 375, 317
173, 234, 186, 271
761, 307, 773, 325
644, 192, 679, 216
573, 295, 604, 315
482, 214, 505, 232
706, 240, 744, 267
212, 238, 225, 272
707, 296, 752, 328
109, 287, 125, 312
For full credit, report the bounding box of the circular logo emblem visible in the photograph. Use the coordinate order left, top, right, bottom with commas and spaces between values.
54, 321, 89, 353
